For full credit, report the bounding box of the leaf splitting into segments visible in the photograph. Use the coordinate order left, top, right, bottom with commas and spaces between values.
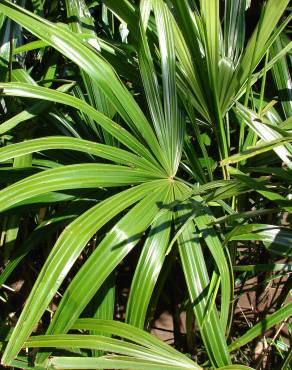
174, 183, 231, 368
1, 180, 167, 365
171, 7, 211, 122
200, 0, 220, 88
200, 0, 229, 161
72, 319, 194, 363
26, 334, 198, 369
161, 2, 187, 174
138, 0, 168, 173
37, 180, 170, 363
171, 183, 232, 332
140, 0, 184, 176
175, 217, 230, 367
0, 0, 168, 170
0, 82, 163, 174
189, 195, 232, 332
35, 182, 172, 365
0, 137, 158, 173
0, 164, 161, 213
126, 200, 173, 328
223, 0, 246, 64
65, 0, 117, 145
171, 0, 211, 121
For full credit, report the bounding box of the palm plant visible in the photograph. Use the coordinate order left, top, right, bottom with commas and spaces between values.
0, 0, 291, 369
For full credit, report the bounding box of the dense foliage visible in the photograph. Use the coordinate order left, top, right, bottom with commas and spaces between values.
0, 0, 291, 369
